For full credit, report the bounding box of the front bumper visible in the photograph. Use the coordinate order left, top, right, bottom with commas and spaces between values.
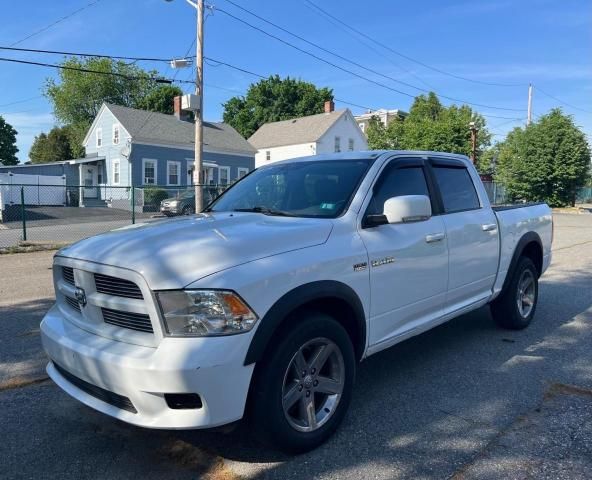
41, 304, 255, 429
160, 204, 181, 215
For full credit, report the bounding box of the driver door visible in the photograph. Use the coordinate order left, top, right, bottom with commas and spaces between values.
358, 158, 448, 349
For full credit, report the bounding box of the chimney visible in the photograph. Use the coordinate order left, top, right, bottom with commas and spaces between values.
324, 100, 335, 113
173, 95, 191, 122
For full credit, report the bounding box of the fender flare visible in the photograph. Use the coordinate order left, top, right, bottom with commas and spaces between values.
500, 231, 543, 294
244, 280, 366, 366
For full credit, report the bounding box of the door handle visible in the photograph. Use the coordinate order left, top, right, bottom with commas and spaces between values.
425, 232, 445, 243
482, 223, 498, 232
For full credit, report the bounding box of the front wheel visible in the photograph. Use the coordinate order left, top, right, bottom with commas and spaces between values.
249, 313, 356, 453
491, 256, 539, 330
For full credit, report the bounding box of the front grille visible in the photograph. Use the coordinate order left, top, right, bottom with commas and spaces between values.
102, 308, 153, 333
62, 267, 75, 285
94, 273, 143, 299
53, 362, 137, 413
65, 296, 81, 313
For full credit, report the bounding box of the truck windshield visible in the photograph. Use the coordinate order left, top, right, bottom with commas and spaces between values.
207, 159, 373, 218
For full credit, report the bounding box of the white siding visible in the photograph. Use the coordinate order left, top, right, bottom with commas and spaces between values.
316, 112, 367, 154
254, 142, 316, 167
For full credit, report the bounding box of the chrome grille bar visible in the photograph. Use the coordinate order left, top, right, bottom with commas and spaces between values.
94, 273, 143, 299
101, 308, 153, 333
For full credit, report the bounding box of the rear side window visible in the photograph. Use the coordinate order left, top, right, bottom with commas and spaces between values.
432, 166, 480, 213
367, 166, 430, 215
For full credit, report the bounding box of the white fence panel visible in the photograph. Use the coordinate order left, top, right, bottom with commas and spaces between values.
0, 173, 66, 206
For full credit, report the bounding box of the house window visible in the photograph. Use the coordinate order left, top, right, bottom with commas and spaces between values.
113, 124, 120, 145
96, 128, 102, 147
238, 167, 249, 179
266, 150, 271, 161
112, 159, 120, 185
358, 122, 365, 132
348, 138, 354, 151
334, 136, 341, 153
167, 161, 181, 186
218, 166, 230, 186
142, 159, 157, 185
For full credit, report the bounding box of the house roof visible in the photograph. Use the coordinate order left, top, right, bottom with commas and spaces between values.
248, 110, 348, 149
102, 103, 255, 155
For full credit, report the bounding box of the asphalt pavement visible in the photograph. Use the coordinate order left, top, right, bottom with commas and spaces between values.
0, 213, 591, 479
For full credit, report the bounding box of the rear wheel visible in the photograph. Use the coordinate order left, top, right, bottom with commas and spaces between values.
491, 256, 538, 330
249, 313, 355, 453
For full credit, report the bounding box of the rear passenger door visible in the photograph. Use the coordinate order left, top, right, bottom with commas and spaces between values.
429, 158, 499, 313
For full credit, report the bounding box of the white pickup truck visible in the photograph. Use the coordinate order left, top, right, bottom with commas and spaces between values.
41, 151, 552, 452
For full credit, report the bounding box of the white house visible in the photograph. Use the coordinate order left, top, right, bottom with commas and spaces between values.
249, 101, 368, 168
354, 108, 407, 135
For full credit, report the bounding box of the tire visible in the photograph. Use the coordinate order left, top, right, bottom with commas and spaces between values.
249, 312, 356, 453
491, 256, 539, 330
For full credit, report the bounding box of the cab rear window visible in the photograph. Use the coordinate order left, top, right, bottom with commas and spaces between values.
433, 166, 480, 213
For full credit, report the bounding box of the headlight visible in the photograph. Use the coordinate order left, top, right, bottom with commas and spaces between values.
157, 290, 258, 337
169, 200, 179, 207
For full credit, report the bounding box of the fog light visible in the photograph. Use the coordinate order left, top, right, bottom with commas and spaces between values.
164, 393, 203, 410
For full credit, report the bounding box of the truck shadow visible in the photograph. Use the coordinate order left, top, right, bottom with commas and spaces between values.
175, 267, 592, 478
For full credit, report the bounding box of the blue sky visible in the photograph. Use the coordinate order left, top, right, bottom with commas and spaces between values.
0, 0, 590, 162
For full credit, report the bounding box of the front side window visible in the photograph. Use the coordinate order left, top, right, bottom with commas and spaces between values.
208, 159, 373, 218
167, 161, 180, 186
112, 159, 120, 185
432, 166, 480, 213
113, 124, 120, 145
219, 166, 230, 185
96, 128, 102, 147
367, 165, 430, 216
143, 159, 156, 185
334, 136, 341, 152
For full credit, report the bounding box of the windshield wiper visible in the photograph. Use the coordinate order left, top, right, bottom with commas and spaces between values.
233, 206, 294, 217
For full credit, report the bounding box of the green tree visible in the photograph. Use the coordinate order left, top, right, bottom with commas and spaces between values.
0, 115, 19, 165
495, 109, 591, 206
29, 126, 75, 163
223, 75, 333, 138
366, 92, 491, 159
136, 85, 184, 115
44, 56, 165, 151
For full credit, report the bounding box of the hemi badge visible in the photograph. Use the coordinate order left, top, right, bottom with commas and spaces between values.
371, 256, 395, 268
353, 262, 367, 272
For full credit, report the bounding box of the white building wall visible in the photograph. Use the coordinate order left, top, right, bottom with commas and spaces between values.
255, 142, 316, 168
316, 113, 368, 154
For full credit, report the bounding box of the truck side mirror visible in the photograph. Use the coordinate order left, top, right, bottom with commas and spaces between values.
383, 195, 432, 224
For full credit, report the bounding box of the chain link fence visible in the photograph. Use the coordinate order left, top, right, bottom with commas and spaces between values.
0, 184, 226, 249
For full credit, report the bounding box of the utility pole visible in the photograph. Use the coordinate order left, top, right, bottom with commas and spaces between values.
469, 121, 478, 164
194, 0, 204, 213
527, 83, 533, 126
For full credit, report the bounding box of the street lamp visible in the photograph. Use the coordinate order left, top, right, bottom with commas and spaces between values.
165, 0, 204, 214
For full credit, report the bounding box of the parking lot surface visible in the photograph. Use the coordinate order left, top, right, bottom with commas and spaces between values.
1, 213, 591, 479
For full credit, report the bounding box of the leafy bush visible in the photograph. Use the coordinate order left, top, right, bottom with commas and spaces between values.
143, 187, 169, 206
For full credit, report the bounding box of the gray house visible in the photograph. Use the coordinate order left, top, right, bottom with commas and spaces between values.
82, 101, 255, 192
0, 100, 255, 207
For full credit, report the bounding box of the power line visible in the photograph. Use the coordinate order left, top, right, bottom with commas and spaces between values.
299, 0, 436, 91
301, 0, 524, 88
534, 85, 592, 114
0, 57, 174, 84
0, 95, 43, 108
10, 0, 103, 47
0, 46, 174, 63
214, 5, 525, 112
205, 56, 376, 111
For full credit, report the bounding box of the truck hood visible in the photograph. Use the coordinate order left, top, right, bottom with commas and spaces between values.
57, 213, 333, 289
